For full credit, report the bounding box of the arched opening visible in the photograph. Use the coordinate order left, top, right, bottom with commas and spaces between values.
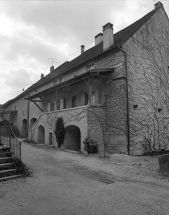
30, 118, 37, 127
38, 125, 45, 144
64, 125, 81, 151
22, 119, 27, 137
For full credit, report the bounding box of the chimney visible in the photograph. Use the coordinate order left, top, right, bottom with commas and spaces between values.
81, 45, 85, 54
50, 66, 54, 73
95, 33, 103, 45
154, 1, 163, 9
41, 73, 44, 79
102, 22, 114, 51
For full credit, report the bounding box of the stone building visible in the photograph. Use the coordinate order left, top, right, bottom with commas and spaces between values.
1, 1, 169, 155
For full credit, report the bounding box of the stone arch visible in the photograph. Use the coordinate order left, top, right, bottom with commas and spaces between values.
30, 117, 37, 127
38, 125, 45, 144
64, 125, 81, 151
22, 119, 27, 137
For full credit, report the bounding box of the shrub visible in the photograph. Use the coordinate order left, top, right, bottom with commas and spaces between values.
158, 154, 169, 174
13, 157, 32, 176
54, 117, 65, 148
83, 136, 98, 154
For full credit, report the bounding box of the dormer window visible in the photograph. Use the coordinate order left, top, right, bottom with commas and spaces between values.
90, 63, 95, 69
59, 77, 63, 83
86, 62, 95, 71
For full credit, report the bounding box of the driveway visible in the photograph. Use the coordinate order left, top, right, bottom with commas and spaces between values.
0, 142, 169, 215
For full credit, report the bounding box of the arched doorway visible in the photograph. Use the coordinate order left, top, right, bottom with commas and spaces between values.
38, 125, 45, 144
30, 118, 37, 127
22, 119, 27, 137
64, 125, 81, 151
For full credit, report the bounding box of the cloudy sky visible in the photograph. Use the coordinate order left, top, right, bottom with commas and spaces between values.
0, 0, 169, 104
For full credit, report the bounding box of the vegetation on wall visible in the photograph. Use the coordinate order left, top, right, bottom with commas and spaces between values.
83, 136, 98, 154
54, 117, 65, 148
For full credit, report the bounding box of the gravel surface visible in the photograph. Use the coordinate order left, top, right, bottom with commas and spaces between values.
0, 142, 169, 215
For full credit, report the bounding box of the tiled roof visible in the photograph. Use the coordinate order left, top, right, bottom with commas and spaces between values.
27, 5, 160, 91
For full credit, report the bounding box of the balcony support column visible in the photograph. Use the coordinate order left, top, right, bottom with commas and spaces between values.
55, 90, 58, 110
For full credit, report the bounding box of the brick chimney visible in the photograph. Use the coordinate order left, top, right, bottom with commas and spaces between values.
102, 22, 114, 51
154, 1, 163, 9
41, 73, 44, 79
95, 33, 103, 45
81, 45, 85, 54
50, 66, 54, 73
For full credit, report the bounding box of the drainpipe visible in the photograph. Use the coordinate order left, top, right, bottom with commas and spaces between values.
118, 45, 130, 155
26, 92, 30, 138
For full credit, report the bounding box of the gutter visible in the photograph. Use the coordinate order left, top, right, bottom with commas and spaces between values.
118, 45, 130, 155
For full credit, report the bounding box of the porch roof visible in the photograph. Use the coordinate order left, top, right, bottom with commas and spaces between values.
25, 68, 114, 100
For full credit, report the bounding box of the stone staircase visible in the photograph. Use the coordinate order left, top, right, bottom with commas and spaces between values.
0, 144, 21, 182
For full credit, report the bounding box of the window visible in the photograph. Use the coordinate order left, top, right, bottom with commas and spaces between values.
53, 79, 59, 85
72, 96, 78, 108
60, 99, 65, 110
85, 93, 88, 105
91, 92, 95, 105
23, 110, 25, 116
59, 77, 63, 83
50, 103, 54, 111
86, 62, 95, 71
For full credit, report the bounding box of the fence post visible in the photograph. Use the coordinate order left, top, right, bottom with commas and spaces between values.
9, 136, 11, 148
20, 142, 21, 161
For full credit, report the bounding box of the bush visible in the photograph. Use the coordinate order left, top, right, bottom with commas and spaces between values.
13, 157, 32, 176
158, 154, 169, 174
83, 136, 98, 154
54, 117, 65, 148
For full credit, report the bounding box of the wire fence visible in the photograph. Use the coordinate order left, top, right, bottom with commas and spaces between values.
0, 125, 21, 160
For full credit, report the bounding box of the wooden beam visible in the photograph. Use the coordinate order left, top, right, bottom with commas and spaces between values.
31, 100, 43, 103
31, 100, 43, 112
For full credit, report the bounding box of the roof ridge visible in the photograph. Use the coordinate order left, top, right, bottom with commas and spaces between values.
3, 3, 164, 105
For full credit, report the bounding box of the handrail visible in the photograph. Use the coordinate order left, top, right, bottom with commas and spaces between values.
9, 122, 20, 144
9, 122, 22, 160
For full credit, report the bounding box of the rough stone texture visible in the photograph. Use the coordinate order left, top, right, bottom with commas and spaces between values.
29, 106, 88, 153
124, 6, 169, 155
87, 106, 105, 155
105, 78, 127, 154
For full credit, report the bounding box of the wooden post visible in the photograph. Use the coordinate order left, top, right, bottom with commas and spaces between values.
55, 90, 58, 110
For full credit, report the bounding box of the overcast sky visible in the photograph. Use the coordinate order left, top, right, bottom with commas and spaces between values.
0, 0, 169, 104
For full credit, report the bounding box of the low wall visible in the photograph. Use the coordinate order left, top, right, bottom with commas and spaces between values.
29, 106, 88, 152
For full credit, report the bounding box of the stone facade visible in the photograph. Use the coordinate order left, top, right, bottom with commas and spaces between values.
1, 3, 169, 156
29, 106, 88, 152
124, 6, 169, 155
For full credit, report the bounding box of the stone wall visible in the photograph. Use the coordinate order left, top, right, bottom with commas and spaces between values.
87, 106, 105, 155
124, 6, 169, 155
105, 78, 127, 154
29, 106, 88, 152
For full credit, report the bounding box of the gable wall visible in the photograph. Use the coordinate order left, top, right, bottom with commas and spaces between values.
124, 7, 169, 154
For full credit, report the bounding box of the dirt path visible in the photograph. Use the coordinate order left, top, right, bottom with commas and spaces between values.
0, 143, 169, 215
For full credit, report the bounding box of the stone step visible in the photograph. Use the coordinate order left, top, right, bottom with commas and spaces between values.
0, 174, 22, 182
0, 157, 12, 164
0, 169, 17, 178
0, 152, 12, 158
0, 163, 15, 170
0, 145, 10, 153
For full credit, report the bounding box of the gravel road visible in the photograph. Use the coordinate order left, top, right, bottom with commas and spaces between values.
0, 142, 169, 215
